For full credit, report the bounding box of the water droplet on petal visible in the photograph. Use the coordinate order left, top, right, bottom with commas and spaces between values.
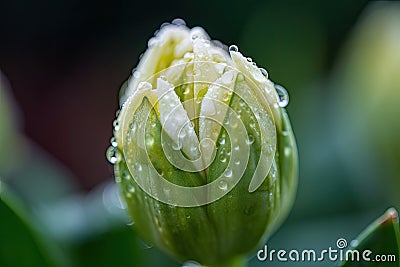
260, 68, 268, 77
274, 84, 289, 108
127, 184, 135, 193
218, 180, 228, 191
172, 142, 182, 150
106, 146, 120, 164
110, 137, 118, 147
146, 136, 155, 146
182, 261, 202, 267
228, 45, 238, 52
246, 57, 253, 62
133, 71, 140, 79
246, 134, 255, 145
224, 168, 232, 178
218, 138, 226, 145
171, 18, 186, 26
183, 86, 190, 95
122, 170, 131, 180
113, 119, 120, 132
284, 147, 291, 157
135, 162, 143, 172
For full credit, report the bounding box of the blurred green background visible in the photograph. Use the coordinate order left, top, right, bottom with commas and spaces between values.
1, 1, 399, 266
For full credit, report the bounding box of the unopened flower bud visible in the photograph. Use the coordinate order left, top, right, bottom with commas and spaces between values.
107, 20, 298, 266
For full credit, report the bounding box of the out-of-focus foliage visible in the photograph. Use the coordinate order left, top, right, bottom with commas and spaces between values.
0, 185, 69, 267
0, 73, 19, 172
340, 208, 400, 267
332, 2, 400, 207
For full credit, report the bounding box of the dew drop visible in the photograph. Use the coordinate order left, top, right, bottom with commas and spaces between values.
113, 119, 120, 132
106, 146, 120, 164
237, 73, 245, 81
246, 57, 253, 62
274, 84, 289, 108
220, 156, 227, 163
148, 38, 157, 47
230, 120, 238, 129
222, 93, 230, 102
127, 184, 135, 193
182, 261, 201, 267
133, 71, 140, 79
284, 147, 291, 157
218, 138, 226, 145
171, 18, 186, 26
224, 168, 232, 178
172, 142, 182, 150
123, 170, 131, 180
282, 130, 289, 136
228, 45, 238, 52
259, 68, 268, 77
146, 136, 155, 147
135, 162, 143, 172
218, 180, 228, 191
110, 137, 118, 147
246, 134, 255, 145
183, 86, 190, 95
233, 145, 240, 151
160, 22, 170, 28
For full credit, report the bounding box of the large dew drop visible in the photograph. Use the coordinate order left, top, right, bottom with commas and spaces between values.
274, 84, 289, 108
106, 146, 120, 164
228, 45, 238, 52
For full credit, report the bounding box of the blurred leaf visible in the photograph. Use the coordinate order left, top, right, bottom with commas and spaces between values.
71, 224, 178, 267
0, 182, 70, 267
339, 208, 400, 267
0, 73, 20, 173
332, 2, 400, 206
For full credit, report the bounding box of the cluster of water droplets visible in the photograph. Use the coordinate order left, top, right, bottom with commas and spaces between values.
228, 44, 289, 108
106, 110, 123, 165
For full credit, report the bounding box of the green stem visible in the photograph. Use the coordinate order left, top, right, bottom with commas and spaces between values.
204, 256, 247, 267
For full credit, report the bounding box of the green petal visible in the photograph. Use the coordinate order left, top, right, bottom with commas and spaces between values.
116, 98, 219, 264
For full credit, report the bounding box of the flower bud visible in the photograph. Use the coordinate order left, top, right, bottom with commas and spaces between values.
107, 20, 298, 266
